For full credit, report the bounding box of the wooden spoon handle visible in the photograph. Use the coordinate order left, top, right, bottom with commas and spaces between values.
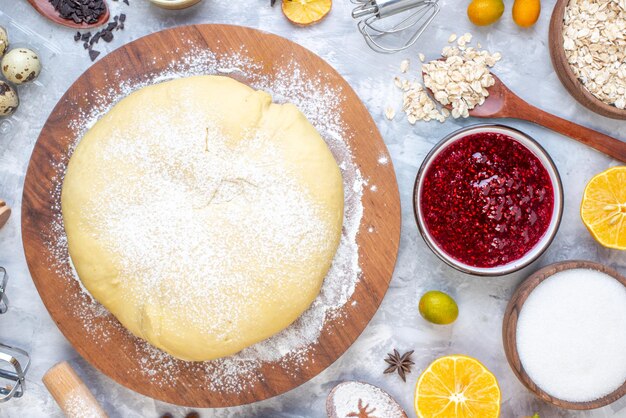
43, 362, 108, 418
519, 104, 626, 162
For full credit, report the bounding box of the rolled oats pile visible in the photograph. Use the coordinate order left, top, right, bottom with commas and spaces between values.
393, 77, 449, 123
388, 33, 502, 124
563, 0, 626, 109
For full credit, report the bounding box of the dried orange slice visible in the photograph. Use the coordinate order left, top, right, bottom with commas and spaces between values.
415, 355, 501, 418
581, 166, 626, 250
282, 0, 332, 26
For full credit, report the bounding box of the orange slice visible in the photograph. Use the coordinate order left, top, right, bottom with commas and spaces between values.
282, 0, 332, 26
415, 355, 501, 418
581, 166, 626, 249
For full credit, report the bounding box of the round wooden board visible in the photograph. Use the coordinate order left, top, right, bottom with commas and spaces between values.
22, 25, 401, 407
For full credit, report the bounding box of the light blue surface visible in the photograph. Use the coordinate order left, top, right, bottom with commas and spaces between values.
0, 0, 625, 417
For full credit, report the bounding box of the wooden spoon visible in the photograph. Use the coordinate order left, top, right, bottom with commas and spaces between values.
27, 0, 110, 29
425, 72, 626, 162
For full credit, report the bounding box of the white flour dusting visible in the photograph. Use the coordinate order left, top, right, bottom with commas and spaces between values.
330, 381, 406, 418
45, 45, 365, 392
81, 119, 337, 349
63, 390, 105, 418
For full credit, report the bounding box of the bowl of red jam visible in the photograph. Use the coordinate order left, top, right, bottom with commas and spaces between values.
414, 124, 563, 276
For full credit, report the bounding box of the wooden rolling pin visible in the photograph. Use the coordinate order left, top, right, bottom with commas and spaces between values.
43, 362, 108, 418
0, 200, 10, 229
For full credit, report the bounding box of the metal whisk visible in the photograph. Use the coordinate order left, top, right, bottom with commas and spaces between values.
0, 342, 29, 402
352, 0, 440, 53
0, 267, 30, 403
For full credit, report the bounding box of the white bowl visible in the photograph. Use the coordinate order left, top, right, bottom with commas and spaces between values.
148, 0, 203, 10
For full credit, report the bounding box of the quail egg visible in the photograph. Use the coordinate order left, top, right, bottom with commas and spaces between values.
0, 81, 18, 116
0, 27, 8, 57
1, 48, 41, 85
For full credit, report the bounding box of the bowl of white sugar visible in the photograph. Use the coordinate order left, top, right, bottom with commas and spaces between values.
503, 260, 626, 410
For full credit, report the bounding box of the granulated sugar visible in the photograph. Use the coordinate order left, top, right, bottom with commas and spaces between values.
516, 268, 626, 402
45, 45, 365, 392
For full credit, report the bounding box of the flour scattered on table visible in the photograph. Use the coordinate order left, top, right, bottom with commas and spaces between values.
45, 46, 365, 393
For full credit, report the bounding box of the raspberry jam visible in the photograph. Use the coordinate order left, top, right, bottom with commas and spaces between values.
420, 132, 554, 268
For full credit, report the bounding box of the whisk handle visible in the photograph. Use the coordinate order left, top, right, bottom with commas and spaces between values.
376, 0, 433, 17
352, 2, 378, 19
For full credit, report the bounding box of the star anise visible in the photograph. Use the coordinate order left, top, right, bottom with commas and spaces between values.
347, 398, 378, 418
383, 349, 414, 382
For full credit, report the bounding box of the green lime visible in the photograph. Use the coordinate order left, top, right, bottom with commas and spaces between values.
419, 290, 459, 325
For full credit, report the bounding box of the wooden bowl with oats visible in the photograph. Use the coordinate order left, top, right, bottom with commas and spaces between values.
549, 0, 626, 120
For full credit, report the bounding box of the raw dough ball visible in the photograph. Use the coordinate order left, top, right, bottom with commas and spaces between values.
1, 48, 41, 84
0, 81, 18, 116
62, 75, 344, 361
0, 27, 8, 57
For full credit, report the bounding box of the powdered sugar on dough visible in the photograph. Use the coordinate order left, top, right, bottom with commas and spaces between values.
45, 46, 364, 392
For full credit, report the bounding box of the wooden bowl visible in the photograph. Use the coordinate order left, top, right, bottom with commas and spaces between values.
503, 260, 626, 410
549, 0, 626, 120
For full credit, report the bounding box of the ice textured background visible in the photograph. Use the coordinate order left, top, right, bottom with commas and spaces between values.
0, 0, 625, 417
